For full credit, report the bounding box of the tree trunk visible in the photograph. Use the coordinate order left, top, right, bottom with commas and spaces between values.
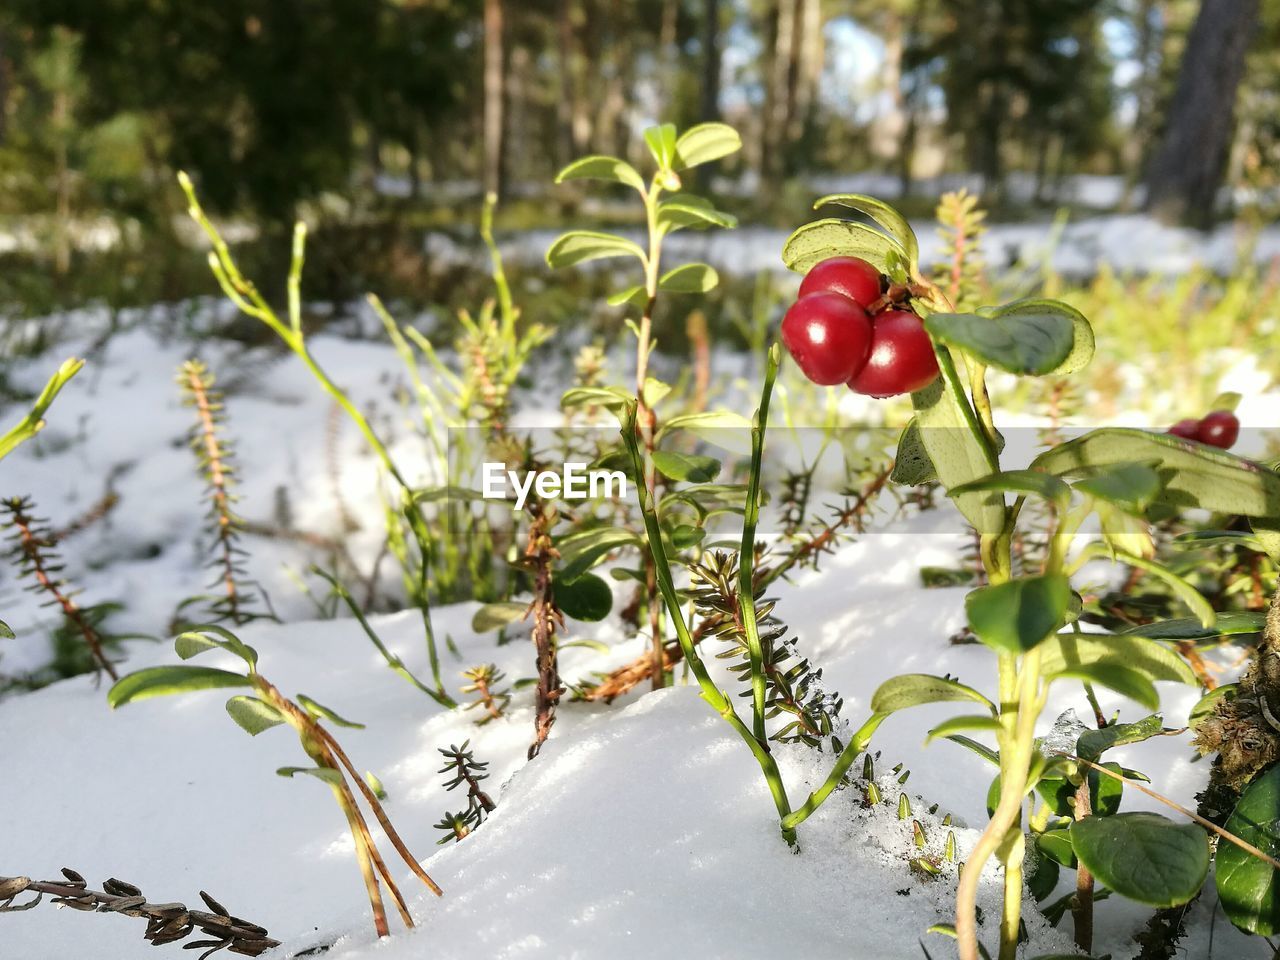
1144, 0, 1259, 228
762, 0, 796, 179
482, 0, 506, 199
871, 10, 906, 162
700, 0, 721, 124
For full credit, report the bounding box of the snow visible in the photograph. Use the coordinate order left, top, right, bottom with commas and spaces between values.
2, 296, 1277, 958
430, 213, 1280, 282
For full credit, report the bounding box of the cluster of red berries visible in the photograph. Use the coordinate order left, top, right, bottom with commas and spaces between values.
1167, 410, 1240, 450
780, 256, 940, 398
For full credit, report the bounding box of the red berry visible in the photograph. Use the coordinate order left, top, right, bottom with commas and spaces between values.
799, 256, 885, 309
1168, 419, 1201, 440
1198, 410, 1240, 449
780, 293, 873, 386
848, 309, 940, 398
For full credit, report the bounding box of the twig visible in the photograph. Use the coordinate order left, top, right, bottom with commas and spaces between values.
0, 869, 278, 958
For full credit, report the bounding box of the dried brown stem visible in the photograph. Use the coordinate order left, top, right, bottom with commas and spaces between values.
182, 362, 243, 623
523, 500, 564, 759
0, 869, 278, 957
4, 498, 116, 680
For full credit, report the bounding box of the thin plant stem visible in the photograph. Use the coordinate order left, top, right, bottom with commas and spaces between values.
736, 346, 780, 742
620, 401, 796, 844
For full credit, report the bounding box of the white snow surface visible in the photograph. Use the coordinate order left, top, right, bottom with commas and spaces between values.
1, 305, 1276, 958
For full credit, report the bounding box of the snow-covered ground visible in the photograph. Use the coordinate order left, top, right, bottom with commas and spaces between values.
431, 213, 1280, 282
1, 300, 1278, 958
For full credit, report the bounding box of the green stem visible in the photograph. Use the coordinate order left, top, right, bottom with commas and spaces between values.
620, 402, 795, 843
781, 711, 887, 830
737, 346, 780, 743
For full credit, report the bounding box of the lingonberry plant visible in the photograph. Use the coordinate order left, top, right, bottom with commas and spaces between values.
778, 193, 1280, 959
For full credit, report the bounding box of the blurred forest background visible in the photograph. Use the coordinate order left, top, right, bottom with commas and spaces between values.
0, 0, 1276, 316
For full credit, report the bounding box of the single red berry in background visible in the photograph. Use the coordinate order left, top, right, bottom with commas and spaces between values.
780, 292, 873, 386
1198, 410, 1240, 449
848, 309, 940, 398
799, 256, 884, 309
1168, 419, 1201, 440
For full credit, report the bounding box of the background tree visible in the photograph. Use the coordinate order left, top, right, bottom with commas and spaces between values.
1144, 0, 1262, 227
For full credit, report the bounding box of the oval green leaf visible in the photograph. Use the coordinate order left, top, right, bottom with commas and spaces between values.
1071, 812, 1209, 907
108, 665, 252, 708
1033, 428, 1280, 518
781, 218, 906, 274
1217, 764, 1280, 934
870, 673, 995, 716
673, 122, 742, 170
966, 574, 1071, 655
652, 450, 721, 484
546, 230, 646, 269
925, 308, 1074, 377
556, 572, 613, 622
554, 155, 645, 192
659, 262, 719, 293
225, 695, 284, 736
812, 193, 918, 266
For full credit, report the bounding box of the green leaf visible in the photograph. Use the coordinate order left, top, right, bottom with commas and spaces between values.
1073, 463, 1163, 514
1071, 812, 1209, 907
557, 526, 642, 583
276, 765, 344, 786
652, 450, 721, 484
108, 665, 252, 708
657, 198, 736, 233
1189, 683, 1236, 728
643, 123, 678, 169
1079, 542, 1216, 628
657, 410, 753, 454
925, 714, 1003, 743
811, 193, 919, 266
1033, 428, 1280, 518
556, 572, 613, 622
365, 770, 388, 800
1036, 828, 1078, 868
1076, 714, 1168, 762
472, 601, 527, 633
672, 122, 742, 169
925, 307, 1074, 377
951, 470, 1071, 513
1209, 391, 1242, 413
561, 385, 634, 411
175, 625, 258, 668
1053, 663, 1159, 711
671, 524, 705, 549
890, 418, 936, 486
1252, 516, 1280, 564
1122, 611, 1265, 642
966, 574, 1071, 655
781, 218, 906, 274
1040, 631, 1197, 686
0, 356, 85, 462
643, 377, 672, 408
659, 262, 719, 293
909, 350, 1006, 534
1217, 764, 1280, 934
0, 619, 13, 640
870, 673, 995, 716
994, 298, 1094, 375
554, 154, 645, 191
225, 695, 284, 736
297, 693, 364, 728
546, 230, 646, 269
606, 285, 647, 307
